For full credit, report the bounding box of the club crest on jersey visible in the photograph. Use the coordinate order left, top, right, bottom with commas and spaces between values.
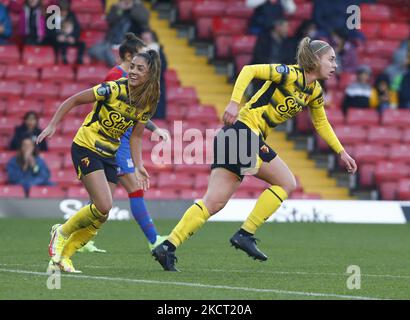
81, 157, 90, 167
276, 64, 289, 74
96, 85, 111, 97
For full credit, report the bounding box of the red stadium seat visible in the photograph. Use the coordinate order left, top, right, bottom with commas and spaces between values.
29, 186, 66, 198
334, 125, 367, 145
79, 30, 105, 48
23, 46, 55, 66
0, 45, 20, 64
353, 144, 388, 165
157, 173, 194, 189
403, 128, 410, 143
296, 109, 314, 134
381, 109, 410, 128
193, 1, 226, 18
51, 169, 79, 187
164, 69, 180, 87
48, 136, 73, 153
225, 2, 253, 18
0, 134, 9, 150
113, 187, 129, 200
144, 188, 179, 200
0, 117, 19, 135
346, 109, 379, 127
67, 186, 89, 199
167, 105, 188, 121
0, 80, 22, 98
4, 64, 39, 82
61, 118, 85, 134
379, 182, 398, 200
338, 72, 356, 91
379, 22, 409, 41
76, 13, 91, 29
40, 153, 63, 170
215, 35, 233, 59
77, 65, 109, 85
60, 83, 90, 99
212, 17, 248, 36
389, 144, 410, 163
5, 97, 43, 116
193, 173, 209, 189
0, 185, 25, 198
177, 0, 195, 22
326, 90, 344, 109
186, 105, 219, 122
360, 4, 391, 22
196, 17, 214, 40
397, 179, 410, 200
359, 56, 390, 75
232, 189, 256, 199
325, 74, 338, 90
291, 1, 313, 19
23, 82, 60, 100
38, 117, 52, 130
71, 0, 103, 14
0, 151, 14, 166
179, 189, 204, 200
41, 65, 75, 83
364, 40, 400, 59
358, 163, 376, 187
166, 87, 199, 105
89, 14, 108, 31
325, 108, 345, 126
235, 54, 253, 74
289, 192, 322, 200
374, 161, 409, 184
0, 170, 6, 184
367, 126, 402, 145
231, 35, 257, 55
42, 98, 64, 117
360, 23, 380, 39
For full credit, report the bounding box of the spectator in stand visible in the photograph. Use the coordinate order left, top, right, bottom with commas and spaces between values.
329, 29, 358, 73
19, 0, 46, 45
313, 0, 370, 41
247, 0, 295, 35
369, 74, 398, 112
398, 55, 410, 109
385, 38, 409, 90
89, 0, 150, 67
285, 20, 318, 65
342, 64, 372, 114
0, 2, 12, 44
10, 111, 48, 152
7, 135, 52, 196
140, 29, 167, 119
48, 0, 84, 64
250, 19, 291, 95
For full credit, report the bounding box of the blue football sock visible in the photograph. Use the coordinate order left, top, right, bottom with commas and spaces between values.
129, 190, 158, 244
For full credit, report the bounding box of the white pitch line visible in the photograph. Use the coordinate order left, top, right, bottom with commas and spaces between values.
205, 268, 410, 280
0, 267, 385, 300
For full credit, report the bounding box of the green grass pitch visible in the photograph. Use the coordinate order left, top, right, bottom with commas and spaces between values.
1, 218, 410, 300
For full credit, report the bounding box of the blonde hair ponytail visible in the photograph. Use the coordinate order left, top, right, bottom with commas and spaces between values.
297, 37, 331, 72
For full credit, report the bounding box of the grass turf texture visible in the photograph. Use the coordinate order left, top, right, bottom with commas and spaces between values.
1, 218, 410, 300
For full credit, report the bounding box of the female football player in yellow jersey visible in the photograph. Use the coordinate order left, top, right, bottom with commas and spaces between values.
37, 50, 161, 273
152, 37, 357, 271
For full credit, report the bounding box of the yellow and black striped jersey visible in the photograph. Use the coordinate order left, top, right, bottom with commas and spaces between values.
231, 64, 344, 153
73, 78, 152, 157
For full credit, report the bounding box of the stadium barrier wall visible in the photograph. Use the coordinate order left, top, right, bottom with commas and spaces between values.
1, 199, 410, 224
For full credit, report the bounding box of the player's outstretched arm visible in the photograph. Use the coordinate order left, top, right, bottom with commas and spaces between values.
130, 121, 150, 191
36, 89, 96, 144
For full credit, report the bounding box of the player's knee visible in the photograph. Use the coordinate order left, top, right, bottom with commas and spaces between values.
203, 198, 227, 215
94, 201, 112, 215
282, 176, 297, 195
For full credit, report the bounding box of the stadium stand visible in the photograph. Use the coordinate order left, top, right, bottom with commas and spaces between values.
0, 0, 408, 201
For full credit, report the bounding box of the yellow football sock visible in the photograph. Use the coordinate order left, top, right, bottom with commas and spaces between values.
61, 219, 104, 259
61, 204, 105, 237
168, 200, 210, 248
242, 185, 288, 234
